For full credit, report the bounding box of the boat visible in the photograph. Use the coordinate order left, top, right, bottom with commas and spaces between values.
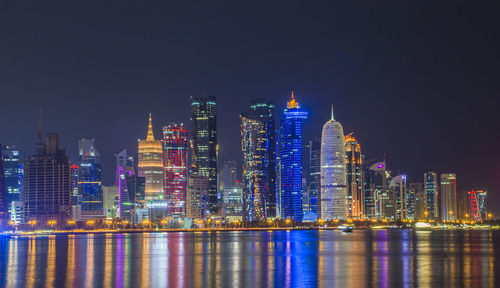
338, 224, 354, 233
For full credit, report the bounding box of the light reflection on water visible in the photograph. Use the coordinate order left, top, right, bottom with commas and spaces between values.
0, 230, 498, 288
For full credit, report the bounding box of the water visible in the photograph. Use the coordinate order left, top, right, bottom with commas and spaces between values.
0, 230, 498, 287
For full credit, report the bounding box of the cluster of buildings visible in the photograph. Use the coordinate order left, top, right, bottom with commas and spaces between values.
0, 93, 491, 228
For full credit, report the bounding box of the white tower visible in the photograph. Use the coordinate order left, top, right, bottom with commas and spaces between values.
320, 106, 348, 220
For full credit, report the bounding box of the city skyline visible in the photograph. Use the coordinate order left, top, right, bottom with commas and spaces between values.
0, 2, 498, 217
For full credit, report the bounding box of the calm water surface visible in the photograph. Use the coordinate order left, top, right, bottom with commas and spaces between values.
0, 230, 498, 287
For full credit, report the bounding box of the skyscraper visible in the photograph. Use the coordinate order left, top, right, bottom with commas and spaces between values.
440, 173, 457, 222
389, 175, 407, 220
345, 133, 364, 218
23, 134, 72, 222
249, 99, 277, 219
187, 175, 208, 219
468, 190, 482, 222
320, 106, 347, 220
221, 158, 238, 190
409, 182, 425, 219
138, 114, 164, 200
476, 190, 487, 220
0, 145, 9, 226
307, 140, 321, 215
162, 123, 189, 218
78, 139, 103, 218
240, 114, 267, 222
424, 172, 439, 220
1, 145, 22, 210
279, 92, 308, 221
190, 96, 218, 215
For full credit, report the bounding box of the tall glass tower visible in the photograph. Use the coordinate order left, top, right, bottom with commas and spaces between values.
345, 133, 364, 218
162, 123, 189, 217
307, 139, 321, 215
78, 139, 103, 218
440, 173, 457, 222
138, 114, 164, 200
249, 100, 277, 219
279, 92, 308, 221
190, 96, 218, 215
320, 107, 347, 220
240, 114, 267, 222
1, 145, 21, 208
424, 171, 439, 220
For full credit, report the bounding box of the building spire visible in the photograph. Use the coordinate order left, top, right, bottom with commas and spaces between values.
331, 104, 334, 120
146, 113, 155, 141
287, 90, 299, 109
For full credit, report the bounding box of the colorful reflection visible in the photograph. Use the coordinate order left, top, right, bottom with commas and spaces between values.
0, 230, 498, 287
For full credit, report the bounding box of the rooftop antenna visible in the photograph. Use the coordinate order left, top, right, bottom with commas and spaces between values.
37, 108, 43, 144
331, 104, 334, 120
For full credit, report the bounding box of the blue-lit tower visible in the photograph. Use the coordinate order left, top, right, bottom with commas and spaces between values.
1, 145, 22, 208
279, 92, 308, 221
78, 139, 103, 218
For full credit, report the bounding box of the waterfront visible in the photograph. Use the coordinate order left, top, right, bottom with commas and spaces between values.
0, 230, 498, 287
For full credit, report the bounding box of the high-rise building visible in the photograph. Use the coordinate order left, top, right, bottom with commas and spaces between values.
389, 175, 407, 220
1, 145, 22, 211
71, 165, 81, 220
249, 99, 277, 219
476, 190, 487, 220
424, 172, 439, 220
23, 134, 72, 222
221, 158, 238, 190
223, 186, 243, 222
320, 106, 347, 220
240, 114, 267, 222
190, 96, 218, 215
456, 189, 469, 220
307, 140, 321, 216
116, 149, 138, 221
440, 173, 457, 222
187, 175, 208, 219
138, 114, 164, 200
0, 145, 9, 226
102, 185, 119, 218
279, 92, 308, 221
162, 123, 189, 218
345, 133, 364, 218
409, 182, 425, 220
468, 190, 482, 222
78, 139, 103, 218
364, 161, 390, 219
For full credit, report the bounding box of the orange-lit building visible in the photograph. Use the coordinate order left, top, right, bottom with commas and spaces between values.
345, 133, 364, 218
138, 114, 164, 200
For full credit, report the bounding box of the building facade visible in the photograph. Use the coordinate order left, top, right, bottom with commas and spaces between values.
138, 114, 164, 200
345, 133, 364, 218
240, 114, 267, 222
78, 139, 103, 219
279, 92, 308, 221
320, 107, 347, 220
424, 172, 439, 220
187, 175, 208, 219
440, 173, 457, 222
0, 145, 8, 226
249, 99, 277, 219
190, 96, 218, 215
307, 140, 321, 216
23, 134, 72, 222
1, 145, 22, 214
162, 123, 189, 218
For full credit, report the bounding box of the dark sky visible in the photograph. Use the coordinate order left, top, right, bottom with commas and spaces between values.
1, 1, 499, 215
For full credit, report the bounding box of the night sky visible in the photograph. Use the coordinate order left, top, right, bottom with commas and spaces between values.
1, 2, 499, 215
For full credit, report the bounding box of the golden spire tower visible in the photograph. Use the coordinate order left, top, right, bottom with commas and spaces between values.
138, 113, 164, 200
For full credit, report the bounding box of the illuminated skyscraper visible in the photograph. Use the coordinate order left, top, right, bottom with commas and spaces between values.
240, 114, 267, 222
138, 114, 164, 200
389, 175, 407, 220
410, 182, 425, 219
468, 190, 482, 222
0, 145, 8, 226
320, 106, 347, 220
162, 123, 189, 217
78, 139, 103, 218
307, 140, 321, 215
1, 145, 22, 210
476, 190, 487, 220
440, 173, 457, 222
23, 133, 72, 222
424, 171, 439, 220
345, 133, 364, 218
190, 96, 218, 215
279, 92, 308, 221
187, 175, 208, 219
249, 99, 277, 218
